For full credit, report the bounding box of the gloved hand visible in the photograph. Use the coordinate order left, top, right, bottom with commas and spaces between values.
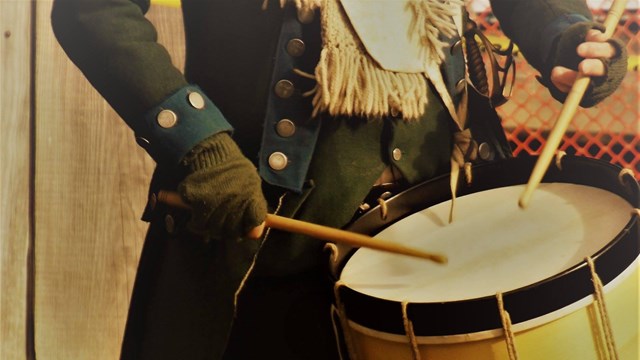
543, 22, 627, 107
178, 132, 267, 241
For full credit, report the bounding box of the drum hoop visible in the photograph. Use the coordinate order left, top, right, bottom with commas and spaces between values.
342, 256, 639, 344
335, 156, 640, 337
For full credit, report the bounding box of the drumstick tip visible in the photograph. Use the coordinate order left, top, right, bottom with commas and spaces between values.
518, 197, 529, 209
519, 185, 534, 209
431, 254, 448, 264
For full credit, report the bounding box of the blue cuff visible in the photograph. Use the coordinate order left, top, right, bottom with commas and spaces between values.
135, 85, 233, 165
540, 14, 591, 67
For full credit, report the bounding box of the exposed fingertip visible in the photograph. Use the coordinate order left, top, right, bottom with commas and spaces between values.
581, 59, 607, 77
578, 60, 591, 74
246, 224, 264, 240
586, 29, 606, 42
551, 66, 563, 76
576, 43, 587, 56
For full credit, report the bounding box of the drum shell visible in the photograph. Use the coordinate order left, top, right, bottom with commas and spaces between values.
339, 264, 638, 360
332, 156, 640, 360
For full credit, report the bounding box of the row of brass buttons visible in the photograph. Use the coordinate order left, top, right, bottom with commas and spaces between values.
389, 142, 494, 164
267, 8, 315, 172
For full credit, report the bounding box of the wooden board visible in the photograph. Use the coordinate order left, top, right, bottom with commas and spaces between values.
0, 1, 32, 358
33, 2, 184, 359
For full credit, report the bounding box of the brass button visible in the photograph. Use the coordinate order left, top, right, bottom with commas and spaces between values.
268, 152, 288, 171
275, 119, 296, 138
149, 193, 157, 210
274, 80, 295, 99
165, 214, 175, 234
455, 79, 466, 94
479, 142, 495, 161
157, 109, 178, 128
450, 39, 462, 55
297, 8, 315, 24
135, 136, 150, 147
392, 148, 402, 161
286, 38, 306, 57
187, 91, 205, 110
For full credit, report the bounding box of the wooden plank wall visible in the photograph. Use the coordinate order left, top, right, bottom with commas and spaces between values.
1, 1, 32, 358
1, 1, 184, 359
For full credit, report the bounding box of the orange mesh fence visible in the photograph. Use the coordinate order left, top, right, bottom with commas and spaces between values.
471, 3, 639, 179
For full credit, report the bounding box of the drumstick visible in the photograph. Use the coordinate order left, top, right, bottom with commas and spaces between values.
518, 0, 628, 209
157, 190, 447, 264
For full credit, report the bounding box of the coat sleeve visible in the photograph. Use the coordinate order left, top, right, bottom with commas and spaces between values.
51, 0, 231, 165
489, 0, 592, 75
489, 0, 627, 107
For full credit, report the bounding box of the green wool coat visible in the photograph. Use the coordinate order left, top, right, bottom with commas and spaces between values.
51, 0, 601, 358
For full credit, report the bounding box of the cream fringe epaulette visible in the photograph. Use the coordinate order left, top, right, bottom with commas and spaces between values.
262, 0, 477, 223
264, 0, 464, 121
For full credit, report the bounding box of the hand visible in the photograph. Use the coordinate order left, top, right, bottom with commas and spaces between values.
178, 132, 267, 241
550, 29, 617, 93
544, 23, 627, 107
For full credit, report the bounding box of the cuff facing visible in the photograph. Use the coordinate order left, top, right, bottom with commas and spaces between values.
135, 85, 233, 165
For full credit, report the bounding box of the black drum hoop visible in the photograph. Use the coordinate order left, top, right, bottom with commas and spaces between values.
333, 155, 640, 337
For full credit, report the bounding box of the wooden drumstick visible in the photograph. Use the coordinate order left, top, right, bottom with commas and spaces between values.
157, 190, 447, 264
519, 0, 628, 209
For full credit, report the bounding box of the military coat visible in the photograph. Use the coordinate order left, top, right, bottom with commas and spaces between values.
51, 0, 596, 358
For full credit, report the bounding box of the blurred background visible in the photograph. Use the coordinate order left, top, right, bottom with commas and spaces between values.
1, 0, 637, 359
472, 0, 639, 177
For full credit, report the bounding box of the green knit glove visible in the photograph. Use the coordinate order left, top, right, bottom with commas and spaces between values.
542, 21, 628, 107
178, 132, 267, 240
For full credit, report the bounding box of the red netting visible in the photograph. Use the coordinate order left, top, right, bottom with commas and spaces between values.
471, 4, 639, 179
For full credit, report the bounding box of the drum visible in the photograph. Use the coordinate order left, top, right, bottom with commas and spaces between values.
330, 156, 639, 360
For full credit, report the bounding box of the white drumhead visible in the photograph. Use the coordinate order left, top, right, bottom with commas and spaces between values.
340, 183, 632, 303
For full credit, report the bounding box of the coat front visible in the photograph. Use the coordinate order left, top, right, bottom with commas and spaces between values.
50, 0, 595, 358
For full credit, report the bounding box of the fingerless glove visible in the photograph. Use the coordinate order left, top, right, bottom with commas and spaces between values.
542, 21, 628, 107
178, 132, 267, 240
